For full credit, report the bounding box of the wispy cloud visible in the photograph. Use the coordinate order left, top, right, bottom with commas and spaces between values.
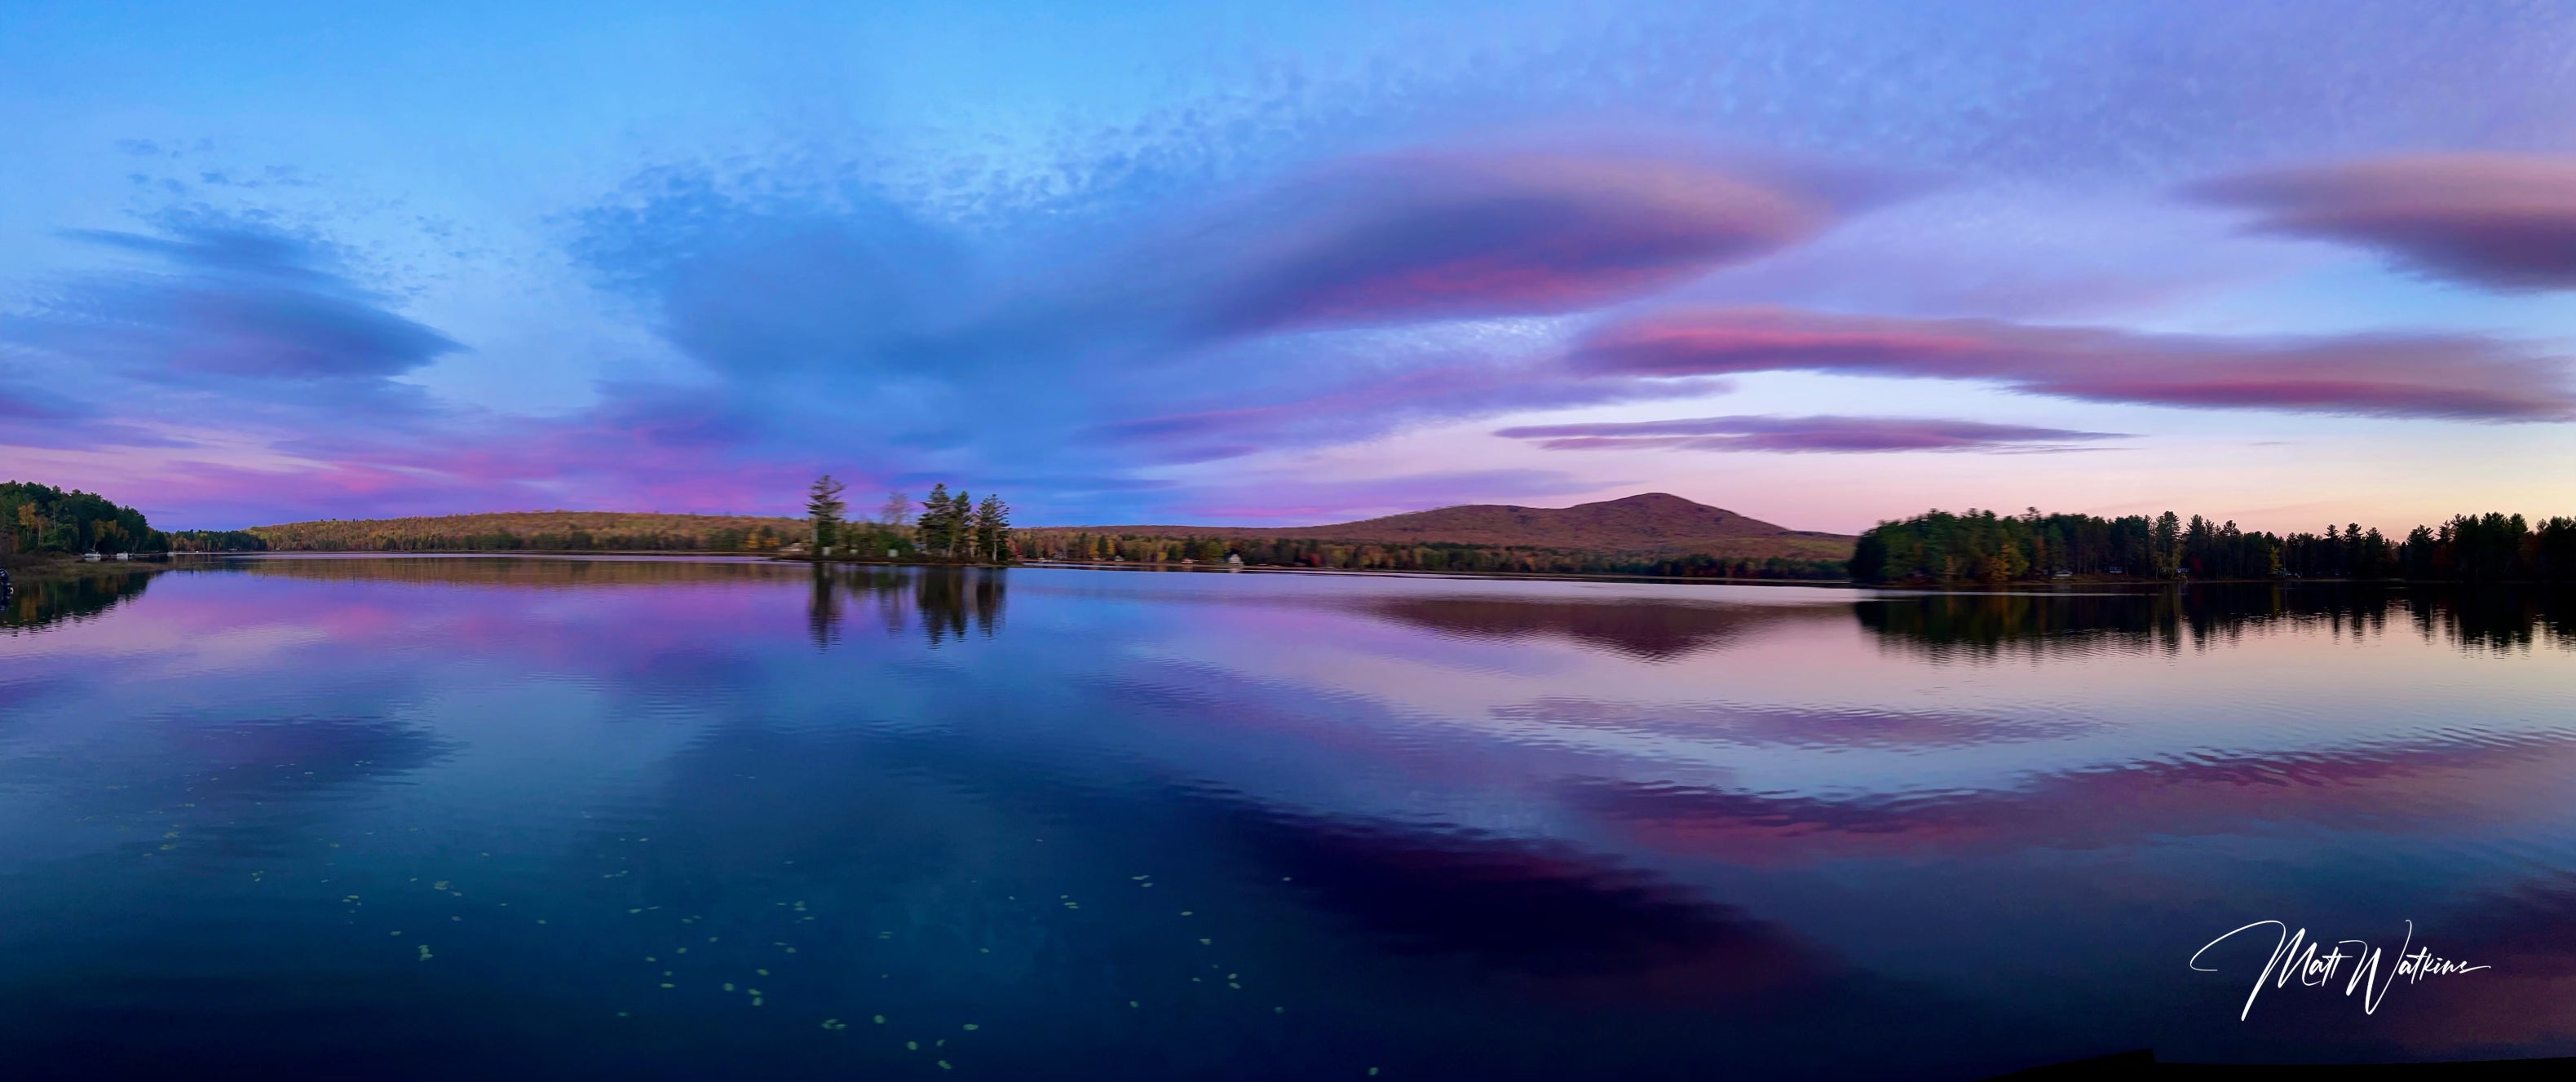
2189, 152, 2576, 291
1496, 414, 2131, 453
1571, 307, 2576, 421
1169, 152, 1855, 334
26, 217, 459, 387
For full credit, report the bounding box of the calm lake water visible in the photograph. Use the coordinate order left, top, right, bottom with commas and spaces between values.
3, 557, 2572, 1079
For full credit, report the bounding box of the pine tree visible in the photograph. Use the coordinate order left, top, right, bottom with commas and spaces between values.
974, 494, 1010, 563
918, 484, 954, 557
806, 475, 847, 554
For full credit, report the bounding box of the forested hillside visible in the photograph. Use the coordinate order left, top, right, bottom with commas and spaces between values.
1019, 492, 1854, 579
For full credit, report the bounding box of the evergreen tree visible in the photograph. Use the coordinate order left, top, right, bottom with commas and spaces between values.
917, 484, 955, 557
806, 475, 847, 553
973, 494, 1011, 563
2152, 511, 2182, 577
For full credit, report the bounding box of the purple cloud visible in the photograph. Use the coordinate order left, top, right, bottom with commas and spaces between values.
15, 218, 458, 390
2189, 153, 2576, 291
1094, 359, 1736, 464
1495, 414, 2130, 453
1178, 152, 1853, 334
1571, 307, 2576, 421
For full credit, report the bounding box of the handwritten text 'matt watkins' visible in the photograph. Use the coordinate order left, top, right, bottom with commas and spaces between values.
2190, 920, 2490, 1021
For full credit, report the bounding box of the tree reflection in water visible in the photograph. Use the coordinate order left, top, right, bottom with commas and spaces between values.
808, 564, 1005, 647
1858, 582, 2576, 660
1, 568, 161, 634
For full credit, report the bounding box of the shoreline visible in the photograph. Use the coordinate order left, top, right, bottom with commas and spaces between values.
2, 555, 174, 585
67, 550, 2574, 592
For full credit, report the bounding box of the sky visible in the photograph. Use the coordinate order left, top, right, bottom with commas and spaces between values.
4, 0, 2576, 533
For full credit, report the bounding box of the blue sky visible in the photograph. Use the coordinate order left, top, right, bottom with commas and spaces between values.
4, 0, 2574, 530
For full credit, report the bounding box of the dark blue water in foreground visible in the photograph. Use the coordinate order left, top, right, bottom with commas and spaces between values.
2, 558, 2572, 1080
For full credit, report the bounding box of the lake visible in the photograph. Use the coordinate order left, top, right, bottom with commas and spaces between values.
2, 557, 2571, 1079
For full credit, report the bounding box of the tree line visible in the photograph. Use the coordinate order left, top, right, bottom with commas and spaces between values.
803, 476, 1014, 563
1853, 507, 2576, 584
2, 480, 168, 562
1008, 528, 1847, 579
237, 512, 807, 553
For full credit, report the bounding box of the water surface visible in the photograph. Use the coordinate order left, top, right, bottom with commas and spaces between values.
2, 558, 2572, 1079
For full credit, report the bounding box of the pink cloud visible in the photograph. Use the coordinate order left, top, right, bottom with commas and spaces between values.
1095, 356, 1736, 464
1495, 414, 2130, 453
1571, 307, 2576, 421
1190, 153, 1849, 333
2189, 152, 2576, 291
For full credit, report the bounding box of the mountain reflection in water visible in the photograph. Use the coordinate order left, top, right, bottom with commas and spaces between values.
0, 557, 2569, 1080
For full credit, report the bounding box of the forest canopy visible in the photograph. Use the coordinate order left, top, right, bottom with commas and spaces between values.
1853, 508, 2576, 584
2, 481, 167, 561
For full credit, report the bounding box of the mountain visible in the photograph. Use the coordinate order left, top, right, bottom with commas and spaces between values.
1047, 493, 1855, 559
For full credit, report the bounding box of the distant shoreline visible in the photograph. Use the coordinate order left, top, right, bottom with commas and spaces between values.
170, 550, 2576, 592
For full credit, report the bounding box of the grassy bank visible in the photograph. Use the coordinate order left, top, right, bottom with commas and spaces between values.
3, 554, 172, 585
